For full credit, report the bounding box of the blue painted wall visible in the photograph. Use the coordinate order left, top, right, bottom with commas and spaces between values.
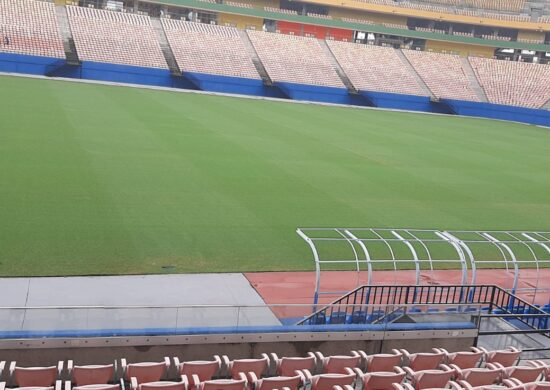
361, 90, 452, 114
276, 82, 358, 105
0, 52, 63, 75
185, 72, 283, 97
442, 99, 550, 127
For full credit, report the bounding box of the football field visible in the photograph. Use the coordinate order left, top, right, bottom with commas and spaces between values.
1, 75, 549, 276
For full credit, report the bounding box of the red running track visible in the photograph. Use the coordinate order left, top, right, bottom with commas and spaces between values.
245, 269, 550, 319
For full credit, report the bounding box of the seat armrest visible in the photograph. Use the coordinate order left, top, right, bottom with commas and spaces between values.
65, 380, 72, 390
352, 367, 363, 378
58, 361, 64, 377
221, 356, 230, 377
120, 378, 126, 390
67, 360, 74, 376
458, 380, 474, 389
248, 371, 259, 384
394, 367, 405, 375
403, 367, 415, 378
236, 372, 247, 384
448, 382, 462, 390
440, 364, 453, 373
213, 356, 222, 371
180, 374, 189, 390
0, 382, 5, 390
121, 359, 128, 378
130, 377, 138, 390
343, 367, 356, 377
174, 357, 181, 370
191, 374, 201, 390
9, 362, 16, 379
300, 369, 313, 383
55, 380, 62, 390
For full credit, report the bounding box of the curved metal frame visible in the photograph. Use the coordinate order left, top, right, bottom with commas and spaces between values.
296, 228, 550, 305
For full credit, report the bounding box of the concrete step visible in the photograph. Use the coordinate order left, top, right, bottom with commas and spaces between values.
239, 30, 273, 86
54, 5, 80, 65
542, 97, 550, 110
396, 49, 434, 98
318, 39, 358, 94
461, 57, 489, 102
151, 18, 181, 76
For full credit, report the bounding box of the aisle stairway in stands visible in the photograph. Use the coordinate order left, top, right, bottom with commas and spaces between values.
151, 18, 181, 77
395, 49, 434, 98
460, 56, 489, 102
318, 39, 359, 95
54, 5, 80, 66
238, 30, 273, 86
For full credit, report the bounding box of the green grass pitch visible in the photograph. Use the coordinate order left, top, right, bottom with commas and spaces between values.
0, 75, 549, 276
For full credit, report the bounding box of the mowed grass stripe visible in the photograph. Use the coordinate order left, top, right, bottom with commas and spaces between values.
0, 76, 549, 276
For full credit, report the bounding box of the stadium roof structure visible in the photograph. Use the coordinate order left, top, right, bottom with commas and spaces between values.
296, 228, 550, 304
150, 0, 550, 52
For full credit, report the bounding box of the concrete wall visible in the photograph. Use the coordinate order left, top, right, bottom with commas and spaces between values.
218, 13, 264, 30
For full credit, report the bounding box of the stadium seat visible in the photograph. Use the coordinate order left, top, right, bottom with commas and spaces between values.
315, 351, 364, 373
365, 351, 403, 372
393, 383, 462, 390
472, 347, 521, 367
403, 365, 455, 390
435, 348, 484, 369
222, 355, 269, 381
269, 353, 316, 376
65, 383, 122, 390
120, 359, 170, 384
0, 382, 62, 390
9, 362, 63, 387
67, 361, 115, 386
130, 376, 188, 390
173, 356, 221, 382
192, 373, 247, 390
400, 350, 445, 371
352, 366, 406, 390
502, 379, 550, 390
300, 368, 356, 390
450, 365, 501, 386
247, 372, 304, 390
488, 362, 546, 382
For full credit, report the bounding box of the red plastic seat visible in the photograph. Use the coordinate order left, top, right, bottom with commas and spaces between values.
130, 376, 188, 390
67, 361, 115, 386
401, 350, 445, 371
315, 351, 363, 374
0, 381, 62, 390
503, 379, 550, 390
68, 383, 122, 390
121, 359, 170, 384
489, 362, 545, 383
222, 355, 269, 381
354, 366, 406, 390
450, 365, 501, 387
248, 372, 304, 390
472, 347, 521, 367
9, 362, 63, 388
436, 348, 484, 369
365, 351, 403, 373
173, 356, 221, 382
195, 373, 247, 390
270, 353, 316, 376
393, 383, 463, 390
403, 365, 455, 390
301, 368, 356, 390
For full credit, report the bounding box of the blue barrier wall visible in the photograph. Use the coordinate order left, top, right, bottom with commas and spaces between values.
442, 99, 550, 127
184, 72, 286, 98
361, 90, 451, 114
276, 82, 358, 105
0, 53, 63, 76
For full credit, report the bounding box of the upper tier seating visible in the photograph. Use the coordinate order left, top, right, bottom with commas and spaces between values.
468, 57, 550, 109
247, 30, 344, 88
0, 0, 64, 58
326, 40, 426, 96
66, 6, 167, 69
411, 0, 526, 13
403, 50, 480, 102
161, 20, 260, 80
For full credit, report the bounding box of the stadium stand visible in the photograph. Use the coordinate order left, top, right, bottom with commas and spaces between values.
469, 57, 550, 109
326, 40, 426, 96
264, 7, 298, 15
0, 0, 64, 59
403, 50, 480, 101
4, 348, 550, 390
421, 0, 526, 13
66, 6, 167, 69
246, 30, 344, 88
161, 20, 260, 80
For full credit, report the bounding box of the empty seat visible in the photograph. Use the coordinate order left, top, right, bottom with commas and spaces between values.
270, 353, 316, 376
67, 361, 115, 386
401, 350, 445, 371
193, 374, 247, 390
435, 348, 484, 369
301, 369, 356, 390
67, 383, 122, 390
354, 366, 406, 390
403, 365, 455, 390
130, 377, 188, 390
173, 356, 221, 382
365, 351, 403, 373
248, 372, 304, 390
121, 359, 170, 384
489, 362, 545, 383
472, 347, 521, 367
9, 362, 63, 388
222, 355, 269, 381
450, 365, 501, 387
315, 351, 363, 374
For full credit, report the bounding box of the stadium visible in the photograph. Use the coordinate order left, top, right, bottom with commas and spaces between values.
0, 0, 550, 389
